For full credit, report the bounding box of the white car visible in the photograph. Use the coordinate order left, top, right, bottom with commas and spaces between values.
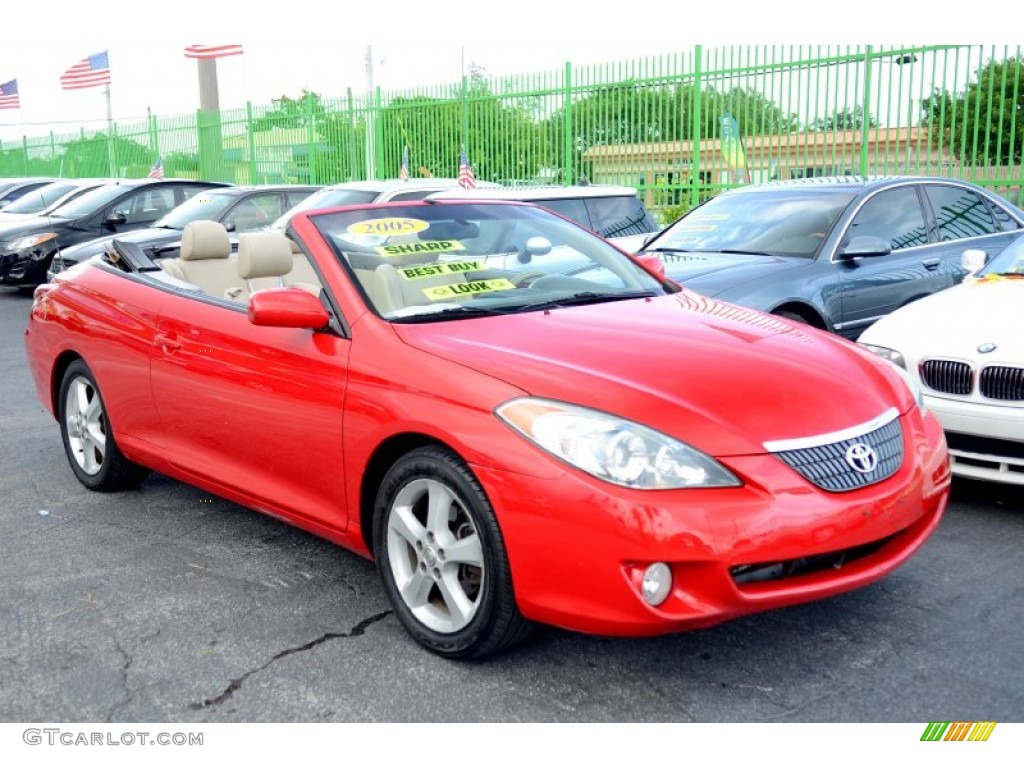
859, 242, 1024, 485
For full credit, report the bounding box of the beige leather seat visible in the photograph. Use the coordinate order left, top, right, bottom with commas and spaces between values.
229, 232, 296, 302
160, 221, 240, 297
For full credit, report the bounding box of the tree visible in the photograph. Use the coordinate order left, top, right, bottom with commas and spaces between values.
921, 57, 1024, 165
809, 106, 878, 131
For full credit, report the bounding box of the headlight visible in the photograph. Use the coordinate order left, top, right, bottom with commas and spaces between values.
496, 398, 741, 489
859, 343, 906, 369
3, 232, 58, 253
890, 361, 926, 412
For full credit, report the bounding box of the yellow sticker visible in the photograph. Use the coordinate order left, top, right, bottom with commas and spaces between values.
376, 240, 466, 257
423, 278, 515, 300
347, 217, 429, 235
399, 261, 482, 280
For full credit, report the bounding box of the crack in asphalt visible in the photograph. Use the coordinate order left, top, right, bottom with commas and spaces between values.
104, 639, 134, 723
200, 610, 392, 709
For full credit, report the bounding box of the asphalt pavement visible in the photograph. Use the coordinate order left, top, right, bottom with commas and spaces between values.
1, 286, 1021, 723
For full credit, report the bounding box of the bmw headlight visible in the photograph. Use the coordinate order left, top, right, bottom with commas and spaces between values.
859, 343, 906, 369
890, 361, 926, 412
2, 232, 58, 257
496, 398, 741, 489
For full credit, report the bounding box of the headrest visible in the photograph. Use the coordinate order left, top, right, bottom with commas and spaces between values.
238, 232, 294, 280
181, 220, 231, 261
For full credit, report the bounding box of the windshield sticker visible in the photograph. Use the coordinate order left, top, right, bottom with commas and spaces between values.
376, 240, 466, 257
399, 261, 482, 280
347, 217, 429, 236
673, 224, 716, 232
423, 278, 515, 300
688, 213, 729, 221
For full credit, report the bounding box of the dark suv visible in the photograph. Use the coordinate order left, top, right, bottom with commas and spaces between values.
0, 178, 230, 288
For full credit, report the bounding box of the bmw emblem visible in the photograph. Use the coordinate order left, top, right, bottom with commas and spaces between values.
845, 443, 878, 474
977, 342, 997, 354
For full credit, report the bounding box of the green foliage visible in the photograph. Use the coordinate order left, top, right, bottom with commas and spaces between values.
810, 106, 878, 131
921, 57, 1024, 165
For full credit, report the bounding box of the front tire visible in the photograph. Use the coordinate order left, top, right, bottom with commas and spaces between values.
58, 360, 150, 491
373, 446, 532, 659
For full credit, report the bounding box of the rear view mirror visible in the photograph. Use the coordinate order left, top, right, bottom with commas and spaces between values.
961, 248, 988, 275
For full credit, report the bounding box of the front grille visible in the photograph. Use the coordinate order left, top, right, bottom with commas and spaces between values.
731, 533, 897, 585
770, 415, 904, 492
921, 359, 973, 395
945, 432, 1024, 461
979, 366, 1024, 401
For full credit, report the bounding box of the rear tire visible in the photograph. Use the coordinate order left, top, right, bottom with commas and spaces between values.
373, 445, 532, 659
774, 310, 809, 324
58, 360, 150, 491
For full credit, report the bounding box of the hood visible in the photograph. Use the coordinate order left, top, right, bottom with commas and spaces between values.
0, 215, 71, 241
859, 278, 1024, 359
652, 250, 806, 296
393, 291, 911, 457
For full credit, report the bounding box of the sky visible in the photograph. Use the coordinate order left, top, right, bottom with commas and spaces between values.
0, 2, 997, 144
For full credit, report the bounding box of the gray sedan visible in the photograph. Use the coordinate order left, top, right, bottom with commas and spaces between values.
642, 176, 1024, 339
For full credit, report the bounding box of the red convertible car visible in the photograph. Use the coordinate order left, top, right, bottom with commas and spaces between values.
24, 200, 951, 659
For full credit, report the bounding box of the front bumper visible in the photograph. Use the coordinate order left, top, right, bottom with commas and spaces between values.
0, 249, 52, 287
925, 393, 1024, 485
475, 407, 950, 636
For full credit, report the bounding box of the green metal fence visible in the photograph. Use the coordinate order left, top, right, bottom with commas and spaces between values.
3, 44, 1024, 221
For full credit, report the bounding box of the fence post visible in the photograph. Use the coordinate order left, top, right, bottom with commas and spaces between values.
860, 45, 874, 176
21, 135, 29, 175
691, 46, 703, 208
563, 61, 573, 184
246, 101, 257, 184
306, 91, 317, 184
374, 86, 384, 180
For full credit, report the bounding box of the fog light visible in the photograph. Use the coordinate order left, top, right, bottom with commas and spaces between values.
641, 562, 672, 606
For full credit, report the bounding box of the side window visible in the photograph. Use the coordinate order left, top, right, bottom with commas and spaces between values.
114, 188, 175, 224
179, 186, 208, 204
924, 184, 998, 241
585, 196, 660, 237
845, 187, 928, 250
533, 198, 590, 230
285, 190, 316, 209
388, 190, 436, 201
223, 193, 281, 232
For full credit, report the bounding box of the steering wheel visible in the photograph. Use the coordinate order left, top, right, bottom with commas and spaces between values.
510, 270, 548, 288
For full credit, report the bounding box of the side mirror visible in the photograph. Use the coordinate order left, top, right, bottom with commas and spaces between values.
837, 235, 891, 259
635, 253, 665, 278
104, 212, 127, 227
248, 287, 329, 329
960, 248, 988, 275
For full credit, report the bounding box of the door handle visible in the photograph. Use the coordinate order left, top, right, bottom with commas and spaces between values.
154, 333, 182, 352
921, 258, 941, 270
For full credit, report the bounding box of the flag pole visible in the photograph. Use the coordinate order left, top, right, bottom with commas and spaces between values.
104, 83, 116, 177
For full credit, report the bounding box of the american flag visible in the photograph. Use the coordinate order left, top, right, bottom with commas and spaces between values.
148, 157, 164, 179
399, 146, 409, 181
458, 149, 476, 189
0, 79, 19, 110
60, 51, 111, 90
184, 45, 244, 60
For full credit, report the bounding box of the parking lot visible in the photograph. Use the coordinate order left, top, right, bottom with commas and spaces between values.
1, 286, 1021, 723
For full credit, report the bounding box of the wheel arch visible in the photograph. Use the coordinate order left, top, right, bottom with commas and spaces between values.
771, 302, 828, 329
359, 432, 462, 555
50, 350, 85, 417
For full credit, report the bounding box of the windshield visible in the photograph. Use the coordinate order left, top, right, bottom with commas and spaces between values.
49, 184, 132, 218
978, 237, 1024, 277
310, 202, 668, 321
153, 191, 235, 229
1, 181, 82, 214
271, 188, 378, 230
649, 189, 857, 258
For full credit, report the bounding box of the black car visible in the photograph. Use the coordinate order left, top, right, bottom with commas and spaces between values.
642, 176, 1024, 339
0, 178, 230, 288
47, 184, 321, 280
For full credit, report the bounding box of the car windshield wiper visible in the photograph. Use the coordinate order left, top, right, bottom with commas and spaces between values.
389, 303, 519, 323
645, 246, 695, 253
514, 290, 658, 312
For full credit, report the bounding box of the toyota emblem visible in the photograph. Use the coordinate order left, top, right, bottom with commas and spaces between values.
845, 443, 878, 474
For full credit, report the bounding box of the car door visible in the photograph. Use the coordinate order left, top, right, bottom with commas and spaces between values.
148, 280, 351, 532
833, 184, 946, 338
921, 181, 1022, 276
